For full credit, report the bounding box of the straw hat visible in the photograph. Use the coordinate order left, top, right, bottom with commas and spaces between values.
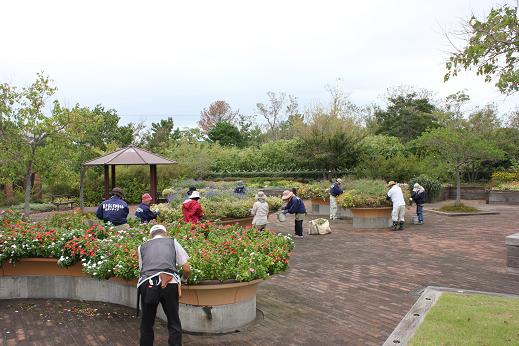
256, 191, 267, 200
386, 181, 397, 188
336, 178, 343, 184
281, 190, 294, 200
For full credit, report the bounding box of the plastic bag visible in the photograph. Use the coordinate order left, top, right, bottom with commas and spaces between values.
277, 212, 286, 222
308, 218, 331, 235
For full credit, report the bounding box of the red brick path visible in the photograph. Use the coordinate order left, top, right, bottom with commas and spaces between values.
2, 201, 519, 345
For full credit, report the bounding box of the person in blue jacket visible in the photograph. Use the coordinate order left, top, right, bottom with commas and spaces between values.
95, 187, 129, 226
281, 190, 306, 238
329, 178, 344, 220
234, 181, 246, 195
411, 183, 426, 225
135, 193, 159, 224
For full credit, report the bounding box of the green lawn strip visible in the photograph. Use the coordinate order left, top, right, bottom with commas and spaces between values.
409, 293, 519, 346
437, 203, 480, 213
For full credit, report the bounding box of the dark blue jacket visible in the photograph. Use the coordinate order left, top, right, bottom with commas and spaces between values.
411, 190, 426, 205
135, 203, 158, 223
283, 196, 306, 214
330, 183, 343, 197
234, 186, 246, 194
95, 196, 129, 226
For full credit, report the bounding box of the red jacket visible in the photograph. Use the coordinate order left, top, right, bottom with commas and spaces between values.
182, 199, 204, 223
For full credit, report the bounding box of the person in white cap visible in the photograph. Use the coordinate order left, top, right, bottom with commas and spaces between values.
329, 178, 344, 220
411, 183, 426, 225
281, 190, 306, 238
182, 191, 204, 223
387, 181, 406, 231
251, 191, 269, 231
137, 224, 190, 346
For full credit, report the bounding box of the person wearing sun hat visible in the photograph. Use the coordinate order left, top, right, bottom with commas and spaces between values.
95, 187, 129, 226
329, 178, 344, 220
281, 190, 306, 238
182, 191, 204, 223
251, 191, 269, 231
387, 181, 406, 231
135, 193, 159, 224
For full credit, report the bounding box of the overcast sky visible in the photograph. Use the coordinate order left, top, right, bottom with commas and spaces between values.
1, 0, 517, 128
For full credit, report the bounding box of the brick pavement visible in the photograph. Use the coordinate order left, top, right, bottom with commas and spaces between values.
2, 200, 519, 345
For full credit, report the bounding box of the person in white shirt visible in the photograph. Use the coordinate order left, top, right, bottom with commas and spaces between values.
387, 181, 406, 231
137, 225, 190, 346
251, 191, 269, 231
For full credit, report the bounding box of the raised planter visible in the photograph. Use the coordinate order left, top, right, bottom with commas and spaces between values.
489, 190, 519, 205
0, 258, 261, 333
350, 207, 392, 229
308, 199, 352, 219
218, 215, 254, 227
506, 232, 519, 274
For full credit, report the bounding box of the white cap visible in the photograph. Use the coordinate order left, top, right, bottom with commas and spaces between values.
149, 224, 166, 236
189, 191, 201, 199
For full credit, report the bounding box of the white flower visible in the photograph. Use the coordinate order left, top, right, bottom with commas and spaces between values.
11, 244, 16, 249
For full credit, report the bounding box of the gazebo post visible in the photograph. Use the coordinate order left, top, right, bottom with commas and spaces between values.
103, 165, 110, 200
111, 165, 116, 189
150, 164, 157, 203
79, 165, 85, 212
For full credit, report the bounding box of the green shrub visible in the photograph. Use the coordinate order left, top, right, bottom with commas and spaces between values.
438, 203, 479, 213
408, 175, 443, 202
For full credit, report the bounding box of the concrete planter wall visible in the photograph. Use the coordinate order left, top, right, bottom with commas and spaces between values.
350, 207, 392, 229
506, 233, 519, 274
489, 190, 519, 205
308, 199, 353, 219
0, 258, 261, 333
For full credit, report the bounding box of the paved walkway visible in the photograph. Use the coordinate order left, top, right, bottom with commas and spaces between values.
2, 200, 519, 345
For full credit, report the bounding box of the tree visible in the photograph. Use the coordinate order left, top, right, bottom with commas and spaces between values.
445, 2, 519, 94
207, 121, 243, 147
0, 73, 65, 214
256, 91, 287, 140
374, 90, 439, 141
198, 101, 239, 134
416, 127, 504, 205
143, 117, 180, 153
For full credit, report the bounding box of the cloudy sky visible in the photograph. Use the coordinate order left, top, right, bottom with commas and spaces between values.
1, 0, 517, 128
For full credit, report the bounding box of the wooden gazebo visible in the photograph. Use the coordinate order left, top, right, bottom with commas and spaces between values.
80, 146, 176, 210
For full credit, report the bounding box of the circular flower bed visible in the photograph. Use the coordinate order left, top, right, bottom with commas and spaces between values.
0, 211, 293, 285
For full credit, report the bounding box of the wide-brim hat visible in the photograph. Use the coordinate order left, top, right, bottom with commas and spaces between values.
336, 178, 343, 184
111, 187, 125, 198
386, 181, 397, 188
237, 180, 244, 186
150, 224, 166, 235
256, 191, 267, 200
281, 190, 294, 200
189, 191, 201, 199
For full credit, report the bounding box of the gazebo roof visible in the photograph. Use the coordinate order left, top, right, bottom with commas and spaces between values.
83, 146, 176, 166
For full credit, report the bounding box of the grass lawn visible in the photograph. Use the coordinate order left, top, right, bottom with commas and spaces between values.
409, 293, 519, 346
437, 203, 480, 213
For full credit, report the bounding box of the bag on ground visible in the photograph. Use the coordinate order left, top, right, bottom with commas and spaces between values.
308, 218, 331, 235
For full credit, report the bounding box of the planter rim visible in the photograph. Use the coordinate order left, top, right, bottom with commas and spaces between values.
350, 207, 392, 210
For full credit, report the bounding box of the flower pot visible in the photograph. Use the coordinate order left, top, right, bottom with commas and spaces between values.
0, 258, 261, 333
350, 207, 392, 229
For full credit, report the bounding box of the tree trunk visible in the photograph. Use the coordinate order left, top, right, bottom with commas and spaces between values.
23, 159, 33, 215
455, 166, 461, 207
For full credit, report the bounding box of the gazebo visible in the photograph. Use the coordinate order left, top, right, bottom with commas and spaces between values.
80, 146, 176, 210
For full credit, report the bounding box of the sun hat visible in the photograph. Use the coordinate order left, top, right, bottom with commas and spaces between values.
281, 190, 294, 200
237, 180, 244, 186
256, 191, 267, 200
149, 224, 167, 236
142, 193, 153, 202
386, 181, 397, 188
111, 187, 125, 198
189, 191, 201, 199
413, 183, 420, 189
336, 178, 343, 184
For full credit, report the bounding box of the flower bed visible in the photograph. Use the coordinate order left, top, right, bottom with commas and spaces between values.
0, 212, 293, 285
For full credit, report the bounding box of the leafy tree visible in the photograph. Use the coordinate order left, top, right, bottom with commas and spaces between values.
445, 3, 519, 94
374, 90, 439, 141
207, 121, 243, 147
198, 100, 239, 134
143, 117, 180, 153
256, 91, 299, 140
416, 127, 504, 205
467, 104, 501, 136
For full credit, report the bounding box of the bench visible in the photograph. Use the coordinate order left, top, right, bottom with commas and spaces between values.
51, 194, 78, 211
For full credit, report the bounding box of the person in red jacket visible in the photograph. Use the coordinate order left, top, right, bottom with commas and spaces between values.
182, 191, 204, 223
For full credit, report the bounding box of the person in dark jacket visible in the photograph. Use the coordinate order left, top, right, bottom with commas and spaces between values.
135, 193, 158, 224
95, 187, 129, 226
411, 183, 426, 225
234, 181, 246, 195
281, 190, 306, 238
138, 224, 190, 346
329, 178, 344, 220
